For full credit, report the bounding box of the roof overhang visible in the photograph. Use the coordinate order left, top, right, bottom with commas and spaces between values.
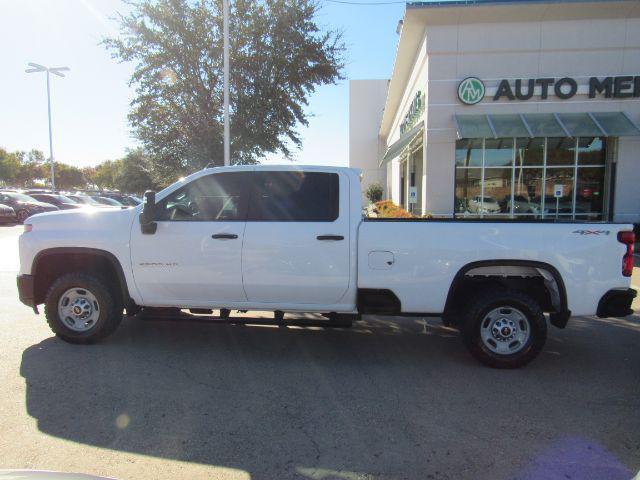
454, 112, 640, 139
378, 0, 640, 140
380, 121, 424, 165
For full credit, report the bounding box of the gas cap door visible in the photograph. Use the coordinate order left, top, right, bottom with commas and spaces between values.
368, 250, 395, 270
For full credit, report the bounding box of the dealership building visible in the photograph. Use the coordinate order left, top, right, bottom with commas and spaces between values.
349, 0, 640, 222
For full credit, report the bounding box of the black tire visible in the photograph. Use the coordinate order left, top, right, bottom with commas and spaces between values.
16, 209, 30, 223
461, 289, 547, 369
44, 272, 123, 344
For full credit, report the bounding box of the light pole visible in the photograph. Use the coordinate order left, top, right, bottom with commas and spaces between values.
222, 0, 230, 166
25, 62, 69, 192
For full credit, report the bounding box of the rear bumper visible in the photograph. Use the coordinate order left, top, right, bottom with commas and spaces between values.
17, 274, 35, 308
597, 288, 637, 318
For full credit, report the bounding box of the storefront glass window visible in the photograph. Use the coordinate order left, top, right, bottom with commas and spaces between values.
454, 137, 608, 220
577, 137, 605, 165
515, 138, 544, 166
546, 137, 575, 166
576, 167, 605, 220
513, 168, 543, 216
485, 138, 513, 167
455, 167, 482, 217
545, 167, 575, 218
483, 168, 512, 216
455, 138, 482, 167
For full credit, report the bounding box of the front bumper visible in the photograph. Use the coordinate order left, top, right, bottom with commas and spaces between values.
597, 288, 637, 318
17, 274, 35, 308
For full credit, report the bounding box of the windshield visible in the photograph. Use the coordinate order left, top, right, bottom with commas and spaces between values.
4, 192, 37, 203
95, 197, 122, 206
72, 196, 101, 206
52, 194, 77, 204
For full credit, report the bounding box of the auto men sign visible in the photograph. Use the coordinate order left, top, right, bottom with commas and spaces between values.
457, 76, 640, 104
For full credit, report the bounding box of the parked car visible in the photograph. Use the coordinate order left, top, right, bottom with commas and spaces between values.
67, 195, 115, 208
507, 195, 541, 215
467, 195, 502, 214
101, 193, 142, 206
16, 166, 637, 369
93, 196, 125, 207
29, 193, 83, 211
0, 191, 58, 222
0, 203, 17, 223
24, 189, 53, 195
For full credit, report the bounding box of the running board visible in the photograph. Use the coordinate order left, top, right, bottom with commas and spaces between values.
135, 308, 354, 328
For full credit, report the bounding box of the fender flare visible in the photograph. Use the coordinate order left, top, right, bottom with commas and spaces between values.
32, 247, 134, 308
443, 259, 569, 316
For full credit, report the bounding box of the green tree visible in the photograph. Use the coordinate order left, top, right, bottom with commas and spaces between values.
89, 160, 121, 189
55, 163, 86, 190
15, 149, 48, 187
114, 148, 157, 193
0, 148, 21, 186
104, 0, 344, 184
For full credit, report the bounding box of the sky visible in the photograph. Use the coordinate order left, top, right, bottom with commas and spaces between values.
0, 0, 405, 168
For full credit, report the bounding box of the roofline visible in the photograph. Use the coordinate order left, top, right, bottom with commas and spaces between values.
407, 0, 621, 8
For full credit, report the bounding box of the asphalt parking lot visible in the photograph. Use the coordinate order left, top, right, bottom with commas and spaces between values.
0, 224, 638, 480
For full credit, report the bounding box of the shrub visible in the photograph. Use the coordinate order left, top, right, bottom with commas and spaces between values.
373, 200, 413, 218
364, 182, 384, 204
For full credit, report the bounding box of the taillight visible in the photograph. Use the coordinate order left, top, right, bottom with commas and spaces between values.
617, 230, 635, 277
23, 224, 33, 233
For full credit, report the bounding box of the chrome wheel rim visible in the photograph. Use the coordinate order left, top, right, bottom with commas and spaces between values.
480, 306, 530, 355
57, 287, 100, 332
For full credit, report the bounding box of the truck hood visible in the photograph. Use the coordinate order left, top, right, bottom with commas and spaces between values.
26, 205, 140, 229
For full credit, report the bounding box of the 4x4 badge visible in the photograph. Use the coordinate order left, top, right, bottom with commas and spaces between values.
572, 230, 610, 235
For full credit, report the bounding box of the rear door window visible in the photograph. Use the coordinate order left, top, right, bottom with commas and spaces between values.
247, 171, 339, 222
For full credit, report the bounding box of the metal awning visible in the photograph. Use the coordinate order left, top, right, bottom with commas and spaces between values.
381, 121, 423, 164
454, 112, 640, 139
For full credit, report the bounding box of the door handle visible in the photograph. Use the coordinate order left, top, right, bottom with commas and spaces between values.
212, 233, 238, 239
317, 235, 344, 241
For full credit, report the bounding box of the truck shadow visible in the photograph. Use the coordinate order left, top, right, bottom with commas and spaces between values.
19, 314, 640, 480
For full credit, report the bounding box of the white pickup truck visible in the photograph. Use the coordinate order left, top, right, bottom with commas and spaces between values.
17, 165, 637, 368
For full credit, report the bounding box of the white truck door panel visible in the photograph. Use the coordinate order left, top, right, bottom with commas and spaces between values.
130, 171, 249, 306
242, 171, 350, 305
131, 221, 246, 305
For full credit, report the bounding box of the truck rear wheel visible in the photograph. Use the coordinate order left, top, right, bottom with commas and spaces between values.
44, 272, 123, 344
461, 290, 547, 369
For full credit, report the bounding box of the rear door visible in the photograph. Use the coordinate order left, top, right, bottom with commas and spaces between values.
241, 170, 350, 305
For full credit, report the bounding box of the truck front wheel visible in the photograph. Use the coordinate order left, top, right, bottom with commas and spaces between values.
461, 290, 547, 369
44, 272, 123, 344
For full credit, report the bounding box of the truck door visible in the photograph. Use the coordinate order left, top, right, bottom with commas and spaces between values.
130, 171, 249, 306
242, 170, 350, 305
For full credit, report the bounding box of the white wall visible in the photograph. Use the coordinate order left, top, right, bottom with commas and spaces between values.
348, 79, 389, 203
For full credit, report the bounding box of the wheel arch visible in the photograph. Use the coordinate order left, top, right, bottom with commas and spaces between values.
444, 259, 569, 325
32, 247, 134, 310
